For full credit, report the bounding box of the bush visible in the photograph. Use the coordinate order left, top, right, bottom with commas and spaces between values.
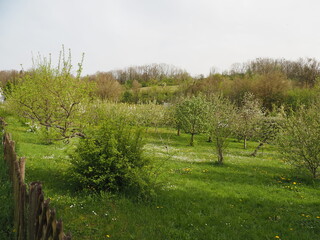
70, 118, 152, 196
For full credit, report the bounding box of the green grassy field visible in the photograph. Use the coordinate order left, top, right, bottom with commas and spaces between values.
5, 115, 320, 240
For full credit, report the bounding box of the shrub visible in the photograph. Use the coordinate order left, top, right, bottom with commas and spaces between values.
70, 118, 152, 195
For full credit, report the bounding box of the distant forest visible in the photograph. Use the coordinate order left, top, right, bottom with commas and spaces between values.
2, 57, 320, 110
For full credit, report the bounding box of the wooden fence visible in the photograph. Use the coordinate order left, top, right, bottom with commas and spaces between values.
3, 132, 72, 240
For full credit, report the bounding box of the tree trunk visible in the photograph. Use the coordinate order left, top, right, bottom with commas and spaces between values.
311, 167, 317, 179
251, 142, 264, 157
216, 137, 224, 164
217, 147, 224, 164
177, 127, 180, 136
207, 136, 212, 142
190, 133, 194, 146
244, 137, 247, 149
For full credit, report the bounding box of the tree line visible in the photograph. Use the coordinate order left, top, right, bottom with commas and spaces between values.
3, 57, 320, 108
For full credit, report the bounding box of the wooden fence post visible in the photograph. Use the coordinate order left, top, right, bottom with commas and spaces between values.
3, 132, 72, 240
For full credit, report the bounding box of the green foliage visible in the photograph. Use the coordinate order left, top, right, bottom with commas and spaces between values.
236, 92, 264, 148
121, 90, 134, 103
175, 95, 209, 146
285, 87, 319, 111
137, 85, 177, 103
70, 118, 152, 195
250, 111, 283, 157
278, 104, 320, 178
6, 47, 94, 141
100, 102, 172, 129
208, 95, 237, 163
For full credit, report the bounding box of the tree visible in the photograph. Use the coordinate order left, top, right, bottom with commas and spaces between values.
237, 92, 264, 149
250, 116, 281, 157
175, 95, 209, 146
89, 72, 122, 101
252, 71, 291, 110
278, 104, 320, 178
208, 95, 237, 164
6, 48, 93, 141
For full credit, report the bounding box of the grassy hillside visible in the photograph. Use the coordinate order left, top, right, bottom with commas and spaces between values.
5, 115, 320, 240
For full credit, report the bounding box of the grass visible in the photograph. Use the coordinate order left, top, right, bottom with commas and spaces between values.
4, 116, 320, 240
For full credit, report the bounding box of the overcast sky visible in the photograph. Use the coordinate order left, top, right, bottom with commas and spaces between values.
1, 0, 320, 76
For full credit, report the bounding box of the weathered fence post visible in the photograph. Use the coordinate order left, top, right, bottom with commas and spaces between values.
3, 132, 72, 240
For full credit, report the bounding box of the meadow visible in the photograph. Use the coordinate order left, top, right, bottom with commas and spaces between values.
4, 114, 320, 240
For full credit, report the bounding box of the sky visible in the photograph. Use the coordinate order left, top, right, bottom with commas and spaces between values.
1, 0, 320, 76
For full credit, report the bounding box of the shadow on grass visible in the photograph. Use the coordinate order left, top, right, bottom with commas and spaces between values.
177, 161, 312, 188
26, 163, 75, 196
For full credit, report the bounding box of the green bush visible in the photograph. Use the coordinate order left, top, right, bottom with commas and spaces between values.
284, 87, 318, 111
70, 118, 152, 196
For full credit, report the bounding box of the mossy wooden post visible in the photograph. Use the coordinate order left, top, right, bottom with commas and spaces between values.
28, 182, 43, 240
19, 157, 26, 182
18, 183, 26, 240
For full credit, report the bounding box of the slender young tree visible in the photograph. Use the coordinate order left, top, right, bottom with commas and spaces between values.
208, 95, 237, 164
6, 47, 93, 141
175, 95, 209, 146
237, 92, 264, 149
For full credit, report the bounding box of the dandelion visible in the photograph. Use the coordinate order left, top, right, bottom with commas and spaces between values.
292, 182, 297, 185
106, 234, 111, 238
316, 216, 320, 219
275, 236, 280, 239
